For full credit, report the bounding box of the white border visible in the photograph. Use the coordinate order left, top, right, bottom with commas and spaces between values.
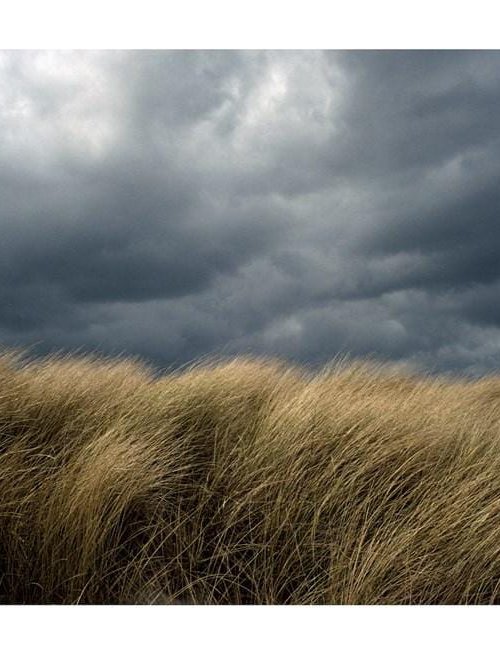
0, 0, 499, 48
2, 605, 500, 654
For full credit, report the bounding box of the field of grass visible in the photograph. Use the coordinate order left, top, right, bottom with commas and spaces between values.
1, 349, 500, 604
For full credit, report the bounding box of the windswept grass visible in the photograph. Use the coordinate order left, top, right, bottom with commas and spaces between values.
1, 349, 500, 604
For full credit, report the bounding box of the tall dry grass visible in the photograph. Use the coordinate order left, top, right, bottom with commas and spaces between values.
1, 349, 500, 604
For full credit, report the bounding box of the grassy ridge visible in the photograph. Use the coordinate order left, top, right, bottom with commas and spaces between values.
1, 350, 500, 604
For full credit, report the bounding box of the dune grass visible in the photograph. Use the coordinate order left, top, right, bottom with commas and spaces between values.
1, 349, 500, 604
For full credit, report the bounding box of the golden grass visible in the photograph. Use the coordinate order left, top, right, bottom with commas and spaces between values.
1, 349, 500, 604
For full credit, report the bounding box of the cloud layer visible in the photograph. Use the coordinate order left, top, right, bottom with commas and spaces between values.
1, 50, 500, 375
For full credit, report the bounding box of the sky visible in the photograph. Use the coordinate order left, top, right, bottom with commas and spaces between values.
1, 50, 500, 376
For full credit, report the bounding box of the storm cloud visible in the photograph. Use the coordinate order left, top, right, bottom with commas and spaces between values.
1, 50, 500, 375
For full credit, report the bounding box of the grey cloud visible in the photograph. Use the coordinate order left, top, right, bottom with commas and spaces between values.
326, 51, 500, 177
2, 50, 500, 376
360, 179, 500, 256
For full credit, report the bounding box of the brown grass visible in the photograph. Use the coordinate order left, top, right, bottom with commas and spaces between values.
1, 349, 500, 604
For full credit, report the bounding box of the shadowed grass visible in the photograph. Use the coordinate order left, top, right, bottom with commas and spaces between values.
1, 349, 500, 604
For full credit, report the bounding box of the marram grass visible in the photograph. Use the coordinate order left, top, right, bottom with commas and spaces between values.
1, 350, 500, 604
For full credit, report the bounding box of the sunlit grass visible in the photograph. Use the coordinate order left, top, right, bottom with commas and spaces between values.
1, 349, 500, 604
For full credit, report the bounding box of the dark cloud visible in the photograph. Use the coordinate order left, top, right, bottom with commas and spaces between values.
1, 50, 500, 376
327, 51, 500, 177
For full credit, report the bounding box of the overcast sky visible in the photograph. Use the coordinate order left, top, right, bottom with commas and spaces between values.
1, 50, 500, 376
